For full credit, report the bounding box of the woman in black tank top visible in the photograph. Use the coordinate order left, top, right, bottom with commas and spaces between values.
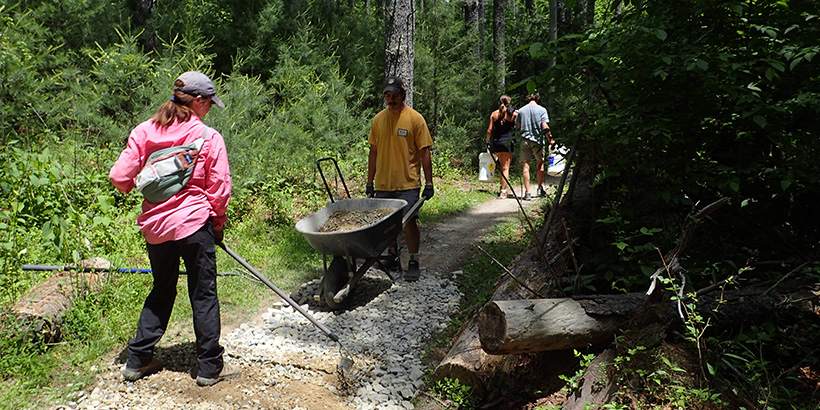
486, 95, 518, 198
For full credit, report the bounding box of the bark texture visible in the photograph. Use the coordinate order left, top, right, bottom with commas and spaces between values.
492, 0, 506, 92
384, 0, 416, 106
478, 298, 628, 354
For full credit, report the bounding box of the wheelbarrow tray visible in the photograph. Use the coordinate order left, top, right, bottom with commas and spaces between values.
295, 198, 408, 259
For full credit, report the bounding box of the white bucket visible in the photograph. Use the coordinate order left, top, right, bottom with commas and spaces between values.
478, 152, 496, 182
548, 145, 569, 176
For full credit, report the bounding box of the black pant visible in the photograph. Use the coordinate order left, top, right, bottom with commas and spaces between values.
126, 220, 224, 378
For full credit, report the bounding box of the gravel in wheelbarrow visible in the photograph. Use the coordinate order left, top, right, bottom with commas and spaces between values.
295, 198, 408, 259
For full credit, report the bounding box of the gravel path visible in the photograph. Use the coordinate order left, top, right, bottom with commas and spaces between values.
228, 269, 462, 410
52, 192, 534, 410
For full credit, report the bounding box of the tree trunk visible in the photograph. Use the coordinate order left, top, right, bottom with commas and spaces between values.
463, 0, 480, 30
384, 0, 416, 106
477, 282, 813, 356
585, 0, 595, 26
548, 0, 558, 72
463, 0, 485, 96
492, 0, 506, 93
132, 0, 157, 50
478, 0, 486, 53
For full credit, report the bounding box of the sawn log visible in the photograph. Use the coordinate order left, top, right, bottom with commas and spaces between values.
9, 258, 109, 343
477, 284, 810, 356
478, 297, 634, 355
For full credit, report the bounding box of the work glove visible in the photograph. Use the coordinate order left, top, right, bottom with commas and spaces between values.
213, 228, 224, 243
366, 183, 375, 198
422, 183, 434, 200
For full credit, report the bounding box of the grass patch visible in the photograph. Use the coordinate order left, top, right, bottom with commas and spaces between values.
419, 181, 496, 224
0, 193, 329, 408
457, 216, 532, 310
0, 172, 501, 409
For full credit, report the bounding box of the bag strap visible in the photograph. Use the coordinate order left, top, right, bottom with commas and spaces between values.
174, 125, 210, 170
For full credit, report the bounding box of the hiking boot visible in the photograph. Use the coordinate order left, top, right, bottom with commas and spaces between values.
196, 363, 241, 387
523, 192, 532, 201
538, 186, 548, 197
123, 358, 163, 382
404, 260, 420, 282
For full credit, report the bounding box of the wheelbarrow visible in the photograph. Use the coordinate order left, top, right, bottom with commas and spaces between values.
295, 158, 424, 309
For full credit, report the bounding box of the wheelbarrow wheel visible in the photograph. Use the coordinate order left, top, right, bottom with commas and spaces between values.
323, 256, 353, 310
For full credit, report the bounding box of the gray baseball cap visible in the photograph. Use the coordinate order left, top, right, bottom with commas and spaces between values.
174, 71, 225, 108
383, 76, 406, 95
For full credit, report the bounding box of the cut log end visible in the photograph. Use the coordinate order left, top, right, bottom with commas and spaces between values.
477, 300, 506, 353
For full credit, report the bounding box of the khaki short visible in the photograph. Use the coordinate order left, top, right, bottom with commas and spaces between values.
520, 139, 549, 164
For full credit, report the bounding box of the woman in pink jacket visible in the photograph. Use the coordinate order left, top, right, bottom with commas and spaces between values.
109, 71, 238, 387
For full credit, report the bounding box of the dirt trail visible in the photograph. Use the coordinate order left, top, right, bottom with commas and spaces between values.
56, 189, 543, 410
421, 192, 535, 273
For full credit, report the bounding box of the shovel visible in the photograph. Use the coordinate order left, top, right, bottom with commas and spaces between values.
216, 241, 355, 375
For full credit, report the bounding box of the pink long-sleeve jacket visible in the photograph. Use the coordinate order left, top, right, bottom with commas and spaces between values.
110, 116, 231, 245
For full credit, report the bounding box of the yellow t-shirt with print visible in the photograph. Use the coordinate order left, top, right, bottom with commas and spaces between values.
368, 106, 433, 192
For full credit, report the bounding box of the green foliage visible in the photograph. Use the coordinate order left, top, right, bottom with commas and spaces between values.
1, 0, 818, 408
416, 0, 492, 170
606, 336, 727, 409
0, 318, 53, 385
432, 377, 480, 410
0, 141, 137, 306
222, 30, 374, 221
18, 0, 130, 51
0, 4, 65, 143
714, 302, 820, 410
559, 349, 596, 392
456, 210, 530, 310
539, 0, 820, 293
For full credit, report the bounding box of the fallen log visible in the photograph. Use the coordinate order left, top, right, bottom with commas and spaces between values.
9, 258, 109, 343
561, 347, 618, 410
476, 282, 816, 356
478, 297, 636, 355
432, 244, 548, 395
431, 320, 501, 398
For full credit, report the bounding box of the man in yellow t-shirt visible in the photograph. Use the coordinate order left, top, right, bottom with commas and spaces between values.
366, 76, 434, 281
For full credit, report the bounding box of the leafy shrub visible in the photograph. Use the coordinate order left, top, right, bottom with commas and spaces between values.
432, 377, 480, 410
540, 0, 820, 292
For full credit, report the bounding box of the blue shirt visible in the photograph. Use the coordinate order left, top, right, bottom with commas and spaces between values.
516, 103, 550, 143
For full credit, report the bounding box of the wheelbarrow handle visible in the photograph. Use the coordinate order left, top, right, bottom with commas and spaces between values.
316, 157, 351, 204
217, 241, 340, 343
401, 196, 426, 227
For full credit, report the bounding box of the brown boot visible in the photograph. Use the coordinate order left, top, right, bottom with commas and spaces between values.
196, 363, 241, 387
